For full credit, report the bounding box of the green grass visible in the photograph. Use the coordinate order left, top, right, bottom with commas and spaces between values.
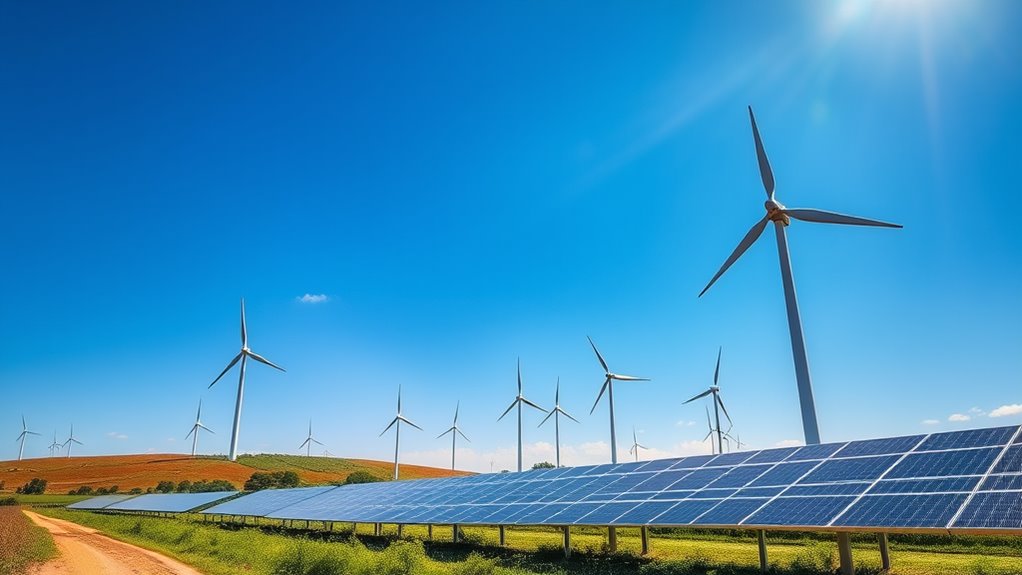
0, 507, 57, 575
236, 454, 391, 479
5, 494, 91, 507
33, 509, 1022, 575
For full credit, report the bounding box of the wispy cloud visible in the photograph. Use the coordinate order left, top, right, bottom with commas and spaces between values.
675, 420, 697, 428
921, 419, 940, 425
297, 293, 329, 304
969, 407, 986, 416
774, 439, 803, 448
106, 432, 128, 440
948, 413, 970, 422
989, 404, 1022, 418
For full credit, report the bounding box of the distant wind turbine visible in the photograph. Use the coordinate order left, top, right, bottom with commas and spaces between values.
437, 402, 470, 470
63, 424, 83, 458
299, 420, 324, 457
498, 359, 547, 472
683, 347, 732, 456
703, 407, 716, 454
538, 378, 579, 468
48, 431, 61, 457
15, 416, 40, 461
209, 298, 285, 461
184, 399, 214, 457
587, 337, 649, 464
699, 106, 901, 446
628, 427, 647, 462
380, 386, 421, 480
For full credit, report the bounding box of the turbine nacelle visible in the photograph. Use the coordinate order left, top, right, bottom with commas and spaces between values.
765, 199, 790, 224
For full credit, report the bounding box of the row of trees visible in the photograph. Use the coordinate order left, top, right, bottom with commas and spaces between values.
154, 479, 236, 493
244, 471, 300, 491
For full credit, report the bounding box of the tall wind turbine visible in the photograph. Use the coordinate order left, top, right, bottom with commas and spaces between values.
15, 416, 40, 461
48, 431, 61, 457
628, 427, 647, 462
63, 424, 83, 458
683, 347, 732, 456
437, 402, 470, 470
380, 386, 421, 480
703, 407, 717, 454
298, 420, 323, 457
538, 378, 579, 468
587, 337, 649, 464
184, 399, 214, 457
700, 106, 901, 445
209, 299, 285, 461
498, 359, 547, 472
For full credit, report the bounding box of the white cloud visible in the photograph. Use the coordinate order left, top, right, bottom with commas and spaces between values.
969, 407, 986, 415
106, 432, 128, 440
675, 420, 697, 427
921, 419, 940, 425
297, 293, 329, 304
989, 404, 1022, 418
774, 439, 804, 448
948, 413, 971, 422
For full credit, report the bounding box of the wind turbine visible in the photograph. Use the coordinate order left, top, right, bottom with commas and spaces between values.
437, 402, 470, 470
537, 378, 579, 468
48, 431, 61, 457
703, 407, 717, 454
380, 386, 421, 480
15, 416, 40, 461
587, 337, 649, 464
628, 427, 647, 462
299, 420, 324, 457
683, 347, 732, 456
498, 359, 547, 472
63, 424, 83, 458
208, 298, 285, 461
184, 399, 214, 457
699, 106, 901, 446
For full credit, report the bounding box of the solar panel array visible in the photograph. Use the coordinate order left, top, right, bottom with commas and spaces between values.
100, 491, 239, 513
202, 486, 337, 517
67, 494, 136, 510
255, 425, 1022, 533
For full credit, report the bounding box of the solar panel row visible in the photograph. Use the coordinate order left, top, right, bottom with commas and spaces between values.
69, 491, 238, 513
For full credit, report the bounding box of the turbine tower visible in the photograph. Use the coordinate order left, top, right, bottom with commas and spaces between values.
209, 299, 285, 461
498, 359, 547, 472
298, 420, 323, 457
63, 424, 83, 458
538, 378, 579, 468
15, 416, 40, 461
700, 107, 901, 446
703, 407, 717, 454
184, 399, 214, 457
683, 347, 732, 456
380, 386, 421, 480
628, 427, 647, 462
437, 402, 470, 470
587, 337, 649, 464
48, 431, 61, 457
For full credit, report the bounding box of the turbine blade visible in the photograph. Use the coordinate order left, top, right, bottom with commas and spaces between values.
457, 428, 471, 442
611, 374, 649, 382
590, 378, 610, 414
299, 438, 311, 449
72, 438, 83, 445
209, 353, 243, 388
683, 388, 714, 404
240, 298, 247, 347
703, 430, 713, 441
748, 106, 775, 198
560, 409, 581, 424
399, 416, 423, 431
517, 358, 523, 395
784, 208, 903, 228
699, 216, 769, 297
537, 410, 555, 427
437, 427, 454, 439
498, 399, 518, 421
521, 397, 547, 413
379, 417, 398, 437
27, 431, 40, 436
312, 438, 324, 446
247, 350, 285, 372
717, 395, 733, 426
185, 427, 195, 440
587, 336, 610, 373
714, 347, 722, 387
198, 423, 214, 434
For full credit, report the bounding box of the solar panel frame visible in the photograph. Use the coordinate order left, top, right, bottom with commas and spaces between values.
104, 491, 239, 513
67, 494, 138, 510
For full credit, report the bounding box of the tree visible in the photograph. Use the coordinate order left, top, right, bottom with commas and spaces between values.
176, 480, 193, 493
129, 488, 143, 494
69, 486, 94, 495
245, 471, 300, 491
343, 471, 383, 485
531, 461, 555, 470
155, 481, 176, 493
17, 478, 47, 495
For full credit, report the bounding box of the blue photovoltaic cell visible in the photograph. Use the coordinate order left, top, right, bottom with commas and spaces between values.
918, 426, 1017, 452
707, 465, 773, 488
669, 455, 717, 469
745, 496, 856, 526
834, 494, 968, 528
690, 488, 736, 499
799, 455, 899, 484
693, 498, 768, 525
886, 448, 1000, 479
67, 494, 137, 510
636, 458, 684, 472
202, 486, 336, 516
834, 435, 925, 458
707, 451, 756, 467
785, 483, 871, 497
596, 473, 653, 495
980, 474, 1022, 491
868, 477, 979, 495
749, 461, 817, 487
576, 502, 638, 525
583, 463, 622, 476
615, 500, 679, 524
745, 447, 799, 464
514, 503, 565, 525
788, 443, 845, 461
650, 490, 696, 501
105, 491, 238, 513
651, 499, 721, 525
546, 503, 605, 524
993, 445, 1022, 474
630, 470, 691, 492
953, 492, 1022, 529
669, 468, 729, 489
733, 487, 785, 498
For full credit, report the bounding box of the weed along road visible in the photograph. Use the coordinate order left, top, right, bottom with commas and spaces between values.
23, 511, 203, 575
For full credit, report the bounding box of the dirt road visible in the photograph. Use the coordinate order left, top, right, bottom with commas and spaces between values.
23, 511, 204, 575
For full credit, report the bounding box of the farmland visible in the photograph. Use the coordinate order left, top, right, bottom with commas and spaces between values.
0, 506, 56, 575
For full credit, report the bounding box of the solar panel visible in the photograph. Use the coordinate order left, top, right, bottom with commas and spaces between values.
67, 494, 137, 510
104, 491, 239, 513
222, 425, 1022, 534
201, 486, 337, 517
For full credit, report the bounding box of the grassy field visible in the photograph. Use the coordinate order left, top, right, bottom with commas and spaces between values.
0, 506, 57, 575
32, 507, 1022, 575
236, 454, 472, 481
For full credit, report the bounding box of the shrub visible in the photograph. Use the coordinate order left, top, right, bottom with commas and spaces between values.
246, 471, 301, 491
69, 486, 94, 496
0, 496, 17, 506
155, 481, 176, 493
452, 553, 498, 575
343, 471, 383, 485
17, 478, 47, 495
531, 461, 554, 470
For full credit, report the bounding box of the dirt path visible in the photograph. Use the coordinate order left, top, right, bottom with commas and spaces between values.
22, 511, 204, 575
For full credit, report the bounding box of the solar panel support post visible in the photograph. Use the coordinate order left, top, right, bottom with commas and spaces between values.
453, 524, 459, 543
836, 532, 854, 575
608, 527, 617, 552
878, 533, 890, 570
563, 526, 571, 558
397, 524, 404, 538
499, 525, 506, 546
428, 524, 433, 540
757, 530, 768, 572
640, 526, 649, 555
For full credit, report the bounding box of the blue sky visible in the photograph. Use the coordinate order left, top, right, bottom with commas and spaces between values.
2, 1, 1020, 472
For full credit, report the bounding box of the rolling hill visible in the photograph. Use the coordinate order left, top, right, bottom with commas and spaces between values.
0, 453, 469, 493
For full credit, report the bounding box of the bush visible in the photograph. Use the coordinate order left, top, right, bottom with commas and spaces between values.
531, 461, 555, 470
246, 471, 301, 491
69, 486, 94, 496
17, 478, 47, 495
0, 496, 17, 506
343, 471, 383, 485
155, 481, 176, 493
129, 488, 143, 494
452, 553, 498, 575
